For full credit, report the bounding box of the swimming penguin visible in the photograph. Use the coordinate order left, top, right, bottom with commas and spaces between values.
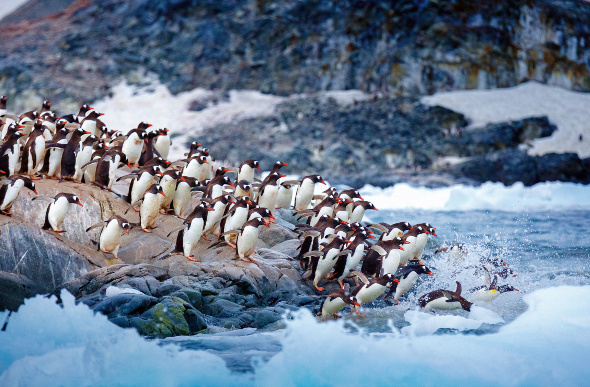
41, 193, 83, 232
221, 217, 269, 264
348, 201, 378, 224
388, 263, 434, 304
0, 176, 37, 215
136, 184, 165, 232
419, 281, 472, 312
85, 215, 131, 260
0, 131, 25, 177
172, 202, 214, 260
292, 175, 326, 211
318, 285, 360, 321
351, 271, 399, 315
19, 119, 46, 179
468, 271, 519, 302
122, 124, 150, 166
236, 159, 261, 185
276, 182, 294, 209
304, 235, 351, 291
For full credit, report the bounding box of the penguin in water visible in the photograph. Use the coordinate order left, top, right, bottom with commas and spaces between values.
170, 202, 214, 261
360, 237, 408, 278
390, 263, 434, 304
221, 217, 269, 265
468, 271, 519, 302
350, 271, 400, 316
419, 281, 473, 313
40, 193, 83, 233
85, 215, 131, 261
318, 284, 360, 321
0, 176, 37, 215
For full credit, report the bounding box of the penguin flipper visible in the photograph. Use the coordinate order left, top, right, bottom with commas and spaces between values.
116, 173, 137, 182
85, 222, 106, 232
41, 205, 51, 230
455, 281, 462, 295
81, 159, 100, 170
219, 228, 243, 237
350, 270, 369, 285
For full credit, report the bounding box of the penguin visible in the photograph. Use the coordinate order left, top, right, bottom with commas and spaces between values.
73, 135, 100, 182
468, 272, 519, 302
236, 159, 261, 185
138, 130, 161, 166
411, 223, 437, 260
419, 281, 472, 312
360, 237, 408, 278
122, 124, 150, 166
89, 148, 128, 190
41, 193, 83, 232
330, 229, 375, 288
118, 166, 163, 209
318, 285, 360, 321
172, 202, 214, 260
2, 121, 23, 142
351, 271, 399, 314
203, 174, 234, 200
333, 200, 352, 223
19, 119, 46, 179
398, 225, 431, 265
172, 177, 199, 219
181, 155, 210, 180
391, 263, 434, 304
307, 195, 341, 227
85, 215, 131, 260
40, 126, 69, 179
348, 201, 378, 224
185, 141, 202, 158
60, 103, 93, 123
261, 161, 288, 186
137, 184, 165, 232
234, 180, 253, 199
18, 110, 38, 136
369, 222, 412, 241
221, 217, 269, 264
276, 182, 294, 209
54, 127, 89, 181
78, 111, 104, 137
220, 196, 255, 245
0, 176, 37, 215
141, 156, 171, 173
40, 111, 58, 141
0, 131, 25, 177
158, 169, 184, 213
304, 236, 351, 291
201, 194, 235, 237
153, 128, 171, 160
292, 175, 326, 211
256, 171, 285, 214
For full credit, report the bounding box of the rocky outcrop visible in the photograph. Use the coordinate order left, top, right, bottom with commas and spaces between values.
1, 0, 589, 109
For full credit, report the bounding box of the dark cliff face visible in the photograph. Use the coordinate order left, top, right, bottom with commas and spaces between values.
0, 0, 589, 106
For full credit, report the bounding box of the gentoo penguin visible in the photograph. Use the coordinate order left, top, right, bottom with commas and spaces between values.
185, 141, 202, 158
153, 128, 171, 160
261, 161, 288, 185
468, 272, 519, 302
203, 174, 234, 200
399, 225, 431, 265
222, 217, 269, 264
0, 176, 37, 215
173, 202, 214, 260
172, 177, 199, 218
276, 182, 294, 209
236, 159, 261, 185
220, 196, 255, 245
181, 155, 210, 180
122, 124, 150, 166
18, 110, 38, 136
411, 223, 437, 260
391, 263, 434, 304
60, 103, 93, 123
305, 236, 351, 291
118, 166, 163, 209
2, 121, 23, 142
419, 281, 472, 312
89, 148, 128, 190
330, 229, 375, 288
54, 127, 89, 181
40, 111, 58, 141
142, 156, 171, 173
234, 180, 253, 199
40, 126, 69, 179
138, 130, 161, 166
351, 271, 399, 314
360, 237, 408, 278
333, 200, 352, 223
349, 201, 378, 224
306, 194, 341, 227
318, 286, 360, 321
0, 131, 25, 177
292, 175, 326, 211
158, 169, 184, 213
19, 119, 46, 179
72, 135, 100, 182
256, 171, 285, 215
137, 184, 165, 232
85, 215, 131, 260
370, 222, 412, 241
79, 111, 103, 137
41, 193, 83, 232
201, 194, 235, 237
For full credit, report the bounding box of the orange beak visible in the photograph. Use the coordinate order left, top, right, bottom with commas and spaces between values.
125, 229, 129, 235
77, 201, 83, 207
399, 246, 404, 251
159, 192, 166, 197
257, 166, 262, 170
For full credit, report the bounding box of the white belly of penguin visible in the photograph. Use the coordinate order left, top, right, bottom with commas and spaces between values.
382, 250, 402, 275
383, 229, 403, 241
154, 136, 170, 160
100, 221, 121, 253
424, 298, 462, 312
321, 298, 347, 319
414, 234, 429, 259
399, 237, 417, 265
140, 194, 160, 229
357, 284, 388, 305
276, 187, 293, 209
106, 157, 121, 189
395, 272, 419, 301
349, 207, 366, 224
49, 198, 70, 230
338, 245, 365, 281
1, 181, 24, 210
173, 184, 191, 217
294, 181, 314, 211
237, 227, 259, 258
122, 136, 143, 165
7, 146, 20, 176
47, 146, 64, 177
469, 289, 500, 302
258, 186, 278, 211
203, 203, 225, 234
237, 165, 254, 185
183, 218, 204, 256
181, 159, 200, 179
131, 174, 154, 204
224, 208, 248, 244
159, 176, 176, 209
314, 249, 339, 284
310, 207, 333, 227
210, 184, 224, 200
196, 163, 211, 182
73, 146, 93, 180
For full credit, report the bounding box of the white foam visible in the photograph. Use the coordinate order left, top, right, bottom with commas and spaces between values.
402, 306, 504, 336
361, 181, 590, 211
422, 82, 590, 158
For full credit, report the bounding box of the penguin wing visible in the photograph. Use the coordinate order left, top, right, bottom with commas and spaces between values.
81, 158, 100, 170
220, 228, 244, 237
116, 173, 138, 182
455, 281, 462, 295
302, 250, 323, 258
45, 143, 67, 149
350, 270, 369, 285
368, 223, 389, 233
85, 222, 106, 232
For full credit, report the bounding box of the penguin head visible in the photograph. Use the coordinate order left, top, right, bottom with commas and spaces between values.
19, 177, 37, 194
67, 194, 83, 207
498, 284, 519, 293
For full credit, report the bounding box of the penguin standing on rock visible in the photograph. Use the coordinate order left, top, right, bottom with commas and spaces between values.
304, 236, 351, 291
0, 176, 37, 215
171, 203, 214, 261
40, 193, 83, 233
256, 171, 284, 215
19, 119, 46, 179
292, 175, 326, 211
0, 131, 25, 177
85, 215, 131, 261
221, 217, 269, 265
419, 281, 473, 312
122, 124, 150, 166
135, 184, 165, 232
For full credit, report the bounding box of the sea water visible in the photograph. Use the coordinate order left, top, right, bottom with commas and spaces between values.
1, 182, 589, 385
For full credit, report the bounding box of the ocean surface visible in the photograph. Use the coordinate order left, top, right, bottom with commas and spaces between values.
1, 182, 589, 385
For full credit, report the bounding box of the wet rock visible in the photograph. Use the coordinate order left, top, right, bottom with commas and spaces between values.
253, 310, 280, 329
203, 298, 246, 318
134, 296, 200, 338
0, 271, 38, 312
93, 293, 157, 317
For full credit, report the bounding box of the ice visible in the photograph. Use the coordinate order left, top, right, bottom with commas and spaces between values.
421, 81, 590, 158
104, 285, 144, 297
402, 306, 504, 336
361, 181, 590, 211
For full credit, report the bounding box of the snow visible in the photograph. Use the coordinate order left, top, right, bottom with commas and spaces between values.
104, 285, 144, 297
0, 0, 29, 21
1, 287, 589, 385
361, 181, 590, 211
421, 81, 590, 158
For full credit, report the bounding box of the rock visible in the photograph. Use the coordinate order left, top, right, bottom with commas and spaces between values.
134, 296, 198, 338
253, 310, 280, 329
0, 271, 38, 312
93, 293, 157, 317
203, 298, 246, 318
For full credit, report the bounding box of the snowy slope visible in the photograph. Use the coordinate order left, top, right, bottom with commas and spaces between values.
422, 82, 590, 158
